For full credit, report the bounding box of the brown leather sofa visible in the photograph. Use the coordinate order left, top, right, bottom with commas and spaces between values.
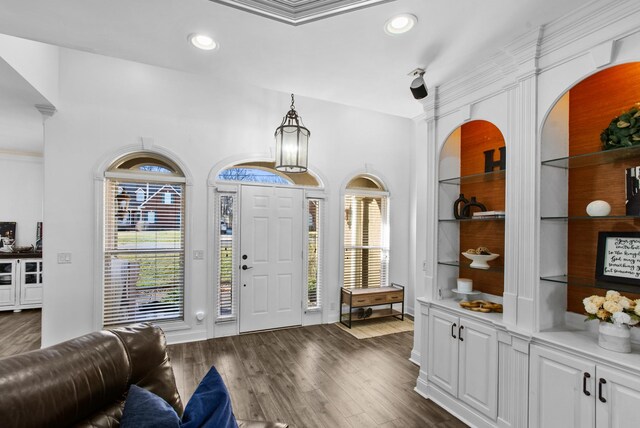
0, 323, 287, 428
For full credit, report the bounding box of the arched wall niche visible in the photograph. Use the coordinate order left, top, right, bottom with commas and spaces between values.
438, 120, 507, 298
539, 61, 640, 318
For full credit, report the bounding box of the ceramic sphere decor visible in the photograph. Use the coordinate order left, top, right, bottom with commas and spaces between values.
586, 200, 612, 217
584, 290, 640, 353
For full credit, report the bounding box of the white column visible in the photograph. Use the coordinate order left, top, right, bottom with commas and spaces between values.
411, 89, 438, 365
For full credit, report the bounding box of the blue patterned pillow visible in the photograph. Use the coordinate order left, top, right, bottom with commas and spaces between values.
121, 384, 181, 428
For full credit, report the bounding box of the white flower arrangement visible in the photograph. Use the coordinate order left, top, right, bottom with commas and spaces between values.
583, 291, 640, 326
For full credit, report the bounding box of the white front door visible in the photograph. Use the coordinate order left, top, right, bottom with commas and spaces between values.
240, 185, 303, 333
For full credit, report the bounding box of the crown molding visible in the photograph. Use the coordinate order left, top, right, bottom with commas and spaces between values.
0, 150, 43, 162
211, 0, 394, 25
432, 0, 640, 119
539, 0, 640, 59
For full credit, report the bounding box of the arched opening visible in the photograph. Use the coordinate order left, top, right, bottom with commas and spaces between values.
438, 120, 506, 300
342, 174, 390, 289
102, 152, 186, 327
540, 62, 640, 329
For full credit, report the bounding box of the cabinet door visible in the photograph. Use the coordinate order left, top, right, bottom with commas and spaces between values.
20, 260, 43, 305
0, 260, 16, 307
529, 345, 595, 428
458, 317, 498, 420
596, 365, 640, 428
428, 308, 459, 397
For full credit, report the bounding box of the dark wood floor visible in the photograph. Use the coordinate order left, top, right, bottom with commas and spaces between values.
0, 309, 41, 357
0, 311, 464, 427
168, 325, 466, 428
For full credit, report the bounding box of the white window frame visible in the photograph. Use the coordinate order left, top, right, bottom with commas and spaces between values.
93, 147, 193, 335
304, 193, 325, 312
214, 189, 238, 322
341, 185, 390, 289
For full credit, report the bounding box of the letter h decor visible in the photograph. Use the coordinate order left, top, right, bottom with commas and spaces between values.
484, 147, 506, 172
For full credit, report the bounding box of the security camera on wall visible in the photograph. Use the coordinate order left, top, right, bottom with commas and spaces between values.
409, 68, 428, 100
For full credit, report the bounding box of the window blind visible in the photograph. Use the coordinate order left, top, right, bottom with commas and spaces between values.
307, 199, 322, 309
343, 194, 389, 288
216, 192, 237, 320
103, 179, 185, 326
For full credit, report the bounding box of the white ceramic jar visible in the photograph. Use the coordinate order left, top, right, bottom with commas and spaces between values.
457, 278, 473, 293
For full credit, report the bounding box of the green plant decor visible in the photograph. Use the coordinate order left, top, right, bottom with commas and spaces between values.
600, 103, 640, 150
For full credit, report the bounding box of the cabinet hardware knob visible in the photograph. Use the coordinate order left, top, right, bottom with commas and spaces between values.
459, 325, 464, 341
598, 378, 607, 403
583, 372, 591, 396
451, 323, 457, 339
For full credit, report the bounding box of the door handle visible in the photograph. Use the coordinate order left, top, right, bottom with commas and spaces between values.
459, 325, 464, 341
241, 265, 253, 270
451, 323, 457, 339
583, 372, 591, 396
599, 378, 607, 403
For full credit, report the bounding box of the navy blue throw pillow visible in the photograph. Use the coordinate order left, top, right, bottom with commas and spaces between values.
181, 366, 238, 428
121, 384, 181, 428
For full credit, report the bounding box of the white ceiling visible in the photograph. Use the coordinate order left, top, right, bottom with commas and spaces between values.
0, 0, 585, 123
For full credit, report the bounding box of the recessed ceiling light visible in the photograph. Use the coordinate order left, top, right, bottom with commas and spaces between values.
188, 33, 218, 51
384, 14, 417, 35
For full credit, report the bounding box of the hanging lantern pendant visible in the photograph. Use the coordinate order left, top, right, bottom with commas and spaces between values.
275, 94, 310, 173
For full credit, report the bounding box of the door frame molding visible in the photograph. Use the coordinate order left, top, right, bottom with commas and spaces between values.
207, 163, 327, 339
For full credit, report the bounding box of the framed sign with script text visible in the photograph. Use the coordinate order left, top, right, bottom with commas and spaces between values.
595, 231, 640, 286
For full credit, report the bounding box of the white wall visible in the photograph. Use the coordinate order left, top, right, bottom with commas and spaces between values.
41, 48, 415, 346
0, 153, 43, 247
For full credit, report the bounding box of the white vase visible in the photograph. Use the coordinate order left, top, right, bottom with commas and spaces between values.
586, 200, 611, 217
598, 322, 631, 353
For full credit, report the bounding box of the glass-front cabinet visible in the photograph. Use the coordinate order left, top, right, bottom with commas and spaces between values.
0, 257, 43, 311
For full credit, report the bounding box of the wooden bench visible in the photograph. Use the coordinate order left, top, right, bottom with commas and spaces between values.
340, 283, 404, 328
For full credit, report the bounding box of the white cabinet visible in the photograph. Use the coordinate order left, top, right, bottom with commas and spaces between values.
530, 345, 595, 428
428, 308, 498, 420
20, 259, 43, 305
0, 258, 43, 311
530, 345, 640, 428
0, 260, 17, 307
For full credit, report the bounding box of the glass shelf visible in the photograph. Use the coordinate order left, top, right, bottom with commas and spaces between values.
439, 217, 505, 222
541, 145, 640, 169
438, 260, 504, 273
541, 275, 640, 294
541, 215, 640, 221
439, 169, 505, 186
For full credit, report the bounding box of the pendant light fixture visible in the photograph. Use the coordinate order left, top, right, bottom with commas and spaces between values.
274, 94, 310, 173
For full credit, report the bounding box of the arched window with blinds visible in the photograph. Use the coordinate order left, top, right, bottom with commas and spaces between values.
343, 175, 389, 288
103, 153, 186, 326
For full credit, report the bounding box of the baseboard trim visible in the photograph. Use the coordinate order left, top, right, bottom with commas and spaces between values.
410, 349, 420, 366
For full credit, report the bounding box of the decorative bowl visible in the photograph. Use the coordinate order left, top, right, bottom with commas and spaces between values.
461, 252, 499, 269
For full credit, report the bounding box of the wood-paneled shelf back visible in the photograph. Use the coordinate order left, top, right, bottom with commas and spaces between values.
459, 120, 506, 297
